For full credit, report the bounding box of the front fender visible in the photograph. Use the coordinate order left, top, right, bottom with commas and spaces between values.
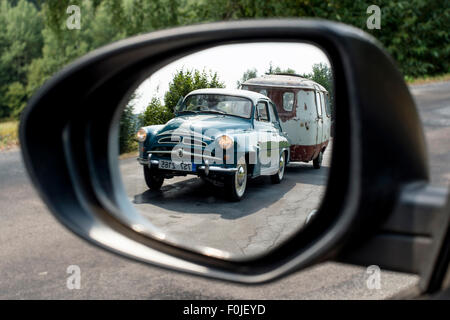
232, 131, 260, 176
139, 125, 164, 158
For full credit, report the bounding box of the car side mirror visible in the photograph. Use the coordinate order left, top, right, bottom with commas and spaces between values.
19, 19, 449, 294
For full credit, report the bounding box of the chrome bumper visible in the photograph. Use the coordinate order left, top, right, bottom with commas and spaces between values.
137, 157, 149, 165
198, 165, 238, 173
147, 150, 222, 162
137, 155, 160, 166
137, 157, 237, 174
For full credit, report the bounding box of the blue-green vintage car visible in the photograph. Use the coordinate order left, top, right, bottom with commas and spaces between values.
136, 88, 290, 201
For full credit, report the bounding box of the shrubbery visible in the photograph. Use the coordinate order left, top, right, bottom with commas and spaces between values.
139, 97, 173, 127
119, 69, 224, 153
1, 0, 448, 121
119, 104, 137, 154
1, 0, 447, 153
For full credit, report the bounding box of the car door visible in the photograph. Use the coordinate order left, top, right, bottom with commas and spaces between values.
314, 89, 324, 150
268, 101, 282, 133
268, 100, 283, 159
254, 100, 275, 172
322, 93, 332, 141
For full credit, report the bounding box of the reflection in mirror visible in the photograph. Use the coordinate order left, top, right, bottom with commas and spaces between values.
118, 42, 334, 260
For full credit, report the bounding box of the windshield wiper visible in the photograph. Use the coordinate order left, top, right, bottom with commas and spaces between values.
200, 110, 227, 115
178, 110, 199, 114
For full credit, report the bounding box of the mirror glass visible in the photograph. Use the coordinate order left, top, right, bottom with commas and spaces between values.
118, 42, 334, 260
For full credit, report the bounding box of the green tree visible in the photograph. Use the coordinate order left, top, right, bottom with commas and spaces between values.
189, 0, 449, 78
119, 102, 136, 154
25, 0, 97, 110
373, 0, 449, 77
301, 63, 333, 94
139, 97, 174, 126
237, 68, 258, 88
4, 82, 27, 118
266, 62, 296, 75
0, 0, 43, 118
164, 69, 225, 112
0, 0, 447, 125
238, 64, 298, 89
300, 63, 334, 116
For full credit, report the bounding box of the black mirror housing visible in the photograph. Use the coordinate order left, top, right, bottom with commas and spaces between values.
19, 19, 449, 292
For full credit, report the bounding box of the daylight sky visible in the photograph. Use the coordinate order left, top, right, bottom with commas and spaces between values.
131, 42, 331, 113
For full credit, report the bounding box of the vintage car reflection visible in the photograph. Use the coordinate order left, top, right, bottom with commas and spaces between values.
242, 74, 331, 168
136, 88, 290, 201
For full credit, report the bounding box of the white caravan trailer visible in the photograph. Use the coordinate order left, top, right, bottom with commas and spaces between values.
242, 74, 332, 168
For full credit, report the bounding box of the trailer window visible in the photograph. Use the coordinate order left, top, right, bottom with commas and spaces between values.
283, 92, 294, 111
315, 92, 323, 117
324, 94, 331, 117
259, 89, 268, 96
319, 93, 326, 118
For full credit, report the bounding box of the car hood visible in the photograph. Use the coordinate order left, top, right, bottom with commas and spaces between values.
156, 114, 252, 138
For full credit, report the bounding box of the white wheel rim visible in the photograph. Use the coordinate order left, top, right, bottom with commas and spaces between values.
278, 153, 285, 180
234, 157, 247, 197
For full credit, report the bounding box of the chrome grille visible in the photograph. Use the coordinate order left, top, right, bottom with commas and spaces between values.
157, 135, 208, 147
157, 136, 181, 144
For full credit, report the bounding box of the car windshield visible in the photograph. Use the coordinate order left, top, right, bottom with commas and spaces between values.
178, 94, 253, 119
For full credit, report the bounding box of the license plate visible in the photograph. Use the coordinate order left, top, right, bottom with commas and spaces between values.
158, 160, 194, 172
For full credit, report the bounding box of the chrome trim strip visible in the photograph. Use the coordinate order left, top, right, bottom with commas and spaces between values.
148, 150, 221, 161
142, 158, 235, 173
182, 137, 208, 147
198, 166, 238, 172
157, 136, 181, 144
137, 158, 149, 165
156, 130, 213, 141
244, 83, 322, 91
157, 136, 208, 147
148, 150, 171, 154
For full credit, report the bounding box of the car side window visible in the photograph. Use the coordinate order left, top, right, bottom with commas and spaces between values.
283, 92, 294, 111
256, 101, 269, 122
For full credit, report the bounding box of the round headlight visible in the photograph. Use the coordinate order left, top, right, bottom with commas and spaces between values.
217, 135, 234, 149
136, 128, 147, 142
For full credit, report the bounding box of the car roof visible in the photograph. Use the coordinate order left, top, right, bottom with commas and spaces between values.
186, 88, 271, 105
242, 74, 327, 92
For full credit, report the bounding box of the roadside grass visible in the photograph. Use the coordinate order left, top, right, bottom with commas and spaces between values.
406, 73, 450, 85
0, 120, 19, 151
119, 150, 139, 160
119, 141, 139, 159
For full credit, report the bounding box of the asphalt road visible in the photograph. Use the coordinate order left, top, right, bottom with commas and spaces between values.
120, 143, 332, 259
1, 81, 449, 299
